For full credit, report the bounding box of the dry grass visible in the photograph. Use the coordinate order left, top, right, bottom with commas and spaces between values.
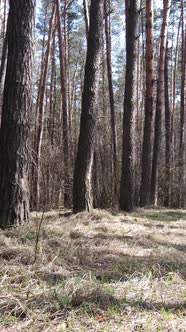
0, 208, 186, 331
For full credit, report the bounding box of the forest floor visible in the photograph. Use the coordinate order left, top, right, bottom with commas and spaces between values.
0, 208, 186, 332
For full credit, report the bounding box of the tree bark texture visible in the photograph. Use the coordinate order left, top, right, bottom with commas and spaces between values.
83, 0, 90, 40
0, 27, 8, 116
164, 39, 171, 207
140, 0, 154, 207
73, 0, 104, 213
171, 13, 181, 206
33, 5, 55, 210
56, 0, 71, 208
151, 0, 171, 205
179, 0, 186, 207
104, 0, 118, 204
119, 0, 140, 212
0, 0, 35, 228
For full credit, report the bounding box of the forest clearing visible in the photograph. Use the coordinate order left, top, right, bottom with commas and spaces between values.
0, 208, 186, 331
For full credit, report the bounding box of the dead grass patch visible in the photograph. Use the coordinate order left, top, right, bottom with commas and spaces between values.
0, 247, 35, 265
0, 208, 185, 331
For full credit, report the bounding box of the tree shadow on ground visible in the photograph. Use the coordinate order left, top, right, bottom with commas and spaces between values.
77, 247, 186, 281
68, 226, 186, 281
141, 210, 186, 222
71, 290, 186, 313
111, 298, 186, 313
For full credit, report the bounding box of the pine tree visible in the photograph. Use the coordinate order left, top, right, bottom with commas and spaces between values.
73, 0, 104, 213
151, 0, 171, 205
119, 0, 140, 211
140, 0, 154, 207
0, 0, 35, 228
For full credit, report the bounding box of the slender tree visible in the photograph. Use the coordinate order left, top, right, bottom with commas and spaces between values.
104, 0, 117, 204
73, 0, 104, 213
0, 30, 8, 91
140, 0, 154, 207
83, 0, 90, 39
48, 22, 56, 148
2, 0, 7, 39
56, 0, 71, 207
171, 12, 181, 206
164, 39, 171, 207
151, 0, 171, 205
0, 1, 8, 115
0, 0, 35, 228
33, 4, 56, 210
179, 0, 186, 207
119, 0, 140, 211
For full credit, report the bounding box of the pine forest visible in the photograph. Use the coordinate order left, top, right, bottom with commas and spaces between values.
0, 1, 186, 331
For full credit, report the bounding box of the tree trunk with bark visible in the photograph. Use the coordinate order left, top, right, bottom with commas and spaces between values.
140, 0, 154, 207
171, 13, 181, 206
83, 0, 90, 39
48, 23, 56, 147
0, 27, 8, 116
164, 39, 171, 207
56, 0, 71, 208
0, 29, 8, 88
0, 1, 8, 117
104, 0, 117, 204
151, 0, 171, 205
179, 0, 186, 207
119, 0, 140, 212
73, 0, 104, 213
0, 0, 35, 228
32, 5, 55, 210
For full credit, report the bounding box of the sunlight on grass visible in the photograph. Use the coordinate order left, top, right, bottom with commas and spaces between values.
0, 208, 185, 331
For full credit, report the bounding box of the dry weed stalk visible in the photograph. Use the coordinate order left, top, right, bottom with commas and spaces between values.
33, 211, 45, 264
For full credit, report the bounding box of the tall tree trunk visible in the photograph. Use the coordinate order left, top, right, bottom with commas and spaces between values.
34, 5, 48, 125
0, 0, 1, 34
0, 0, 35, 228
119, 0, 140, 212
164, 39, 171, 207
73, 0, 104, 213
171, 12, 181, 206
151, 0, 171, 205
179, 0, 186, 207
0, 1, 8, 117
140, 0, 154, 207
0, 27, 8, 114
56, 0, 71, 208
64, 2, 73, 161
2, 0, 7, 39
104, 0, 117, 204
33, 5, 56, 210
48, 23, 56, 147
0, 29, 7, 86
83, 0, 90, 39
